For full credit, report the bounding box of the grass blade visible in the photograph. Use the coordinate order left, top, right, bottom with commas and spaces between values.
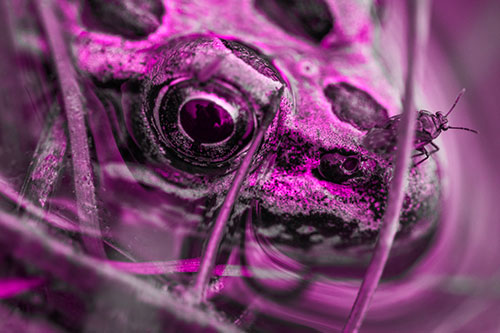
342, 1, 430, 331
191, 88, 284, 303
36, 0, 105, 257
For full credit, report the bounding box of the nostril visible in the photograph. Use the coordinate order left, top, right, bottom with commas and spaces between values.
342, 157, 359, 174
318, 152, 360, 184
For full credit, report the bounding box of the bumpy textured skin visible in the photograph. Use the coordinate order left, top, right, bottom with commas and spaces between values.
68, 0, 441, 257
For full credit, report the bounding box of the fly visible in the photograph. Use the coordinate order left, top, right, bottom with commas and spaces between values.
362, 89, 478, 165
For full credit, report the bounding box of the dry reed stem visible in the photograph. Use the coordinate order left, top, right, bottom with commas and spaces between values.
342, 0, 429, 331
36, 0, 105, 257
192, 88, 284, 303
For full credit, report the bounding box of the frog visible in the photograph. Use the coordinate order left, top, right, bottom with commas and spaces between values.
2, 0, 444, 330
64, 0, 440, 266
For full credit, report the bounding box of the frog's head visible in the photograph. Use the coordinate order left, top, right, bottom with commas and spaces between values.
73, 0, 440, 277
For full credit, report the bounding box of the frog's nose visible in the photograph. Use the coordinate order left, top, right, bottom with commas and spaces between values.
316, 152, 361, 184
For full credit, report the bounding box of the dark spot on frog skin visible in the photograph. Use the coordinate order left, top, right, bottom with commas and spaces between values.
81, 0, 165, 39
274, 130, 318, 174
324, 82, 389, 130
254, 0, 334, 43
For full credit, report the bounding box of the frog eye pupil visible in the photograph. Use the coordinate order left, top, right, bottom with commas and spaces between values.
179, 99, 234, 144
342, 157, 359, 172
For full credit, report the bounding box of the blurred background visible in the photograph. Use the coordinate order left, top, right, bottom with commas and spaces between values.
432, 0, 500, 169
421, 0, 500, 330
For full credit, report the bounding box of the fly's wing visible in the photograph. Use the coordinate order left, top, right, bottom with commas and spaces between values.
362, 116, 400, 157
362, 127, 398, 156
416, 110, 441, 139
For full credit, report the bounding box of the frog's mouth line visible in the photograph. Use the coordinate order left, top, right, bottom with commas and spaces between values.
245, 200, 437, 281
238, 205, 314, 302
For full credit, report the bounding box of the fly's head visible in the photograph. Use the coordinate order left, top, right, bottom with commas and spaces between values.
435, 111, 449, 131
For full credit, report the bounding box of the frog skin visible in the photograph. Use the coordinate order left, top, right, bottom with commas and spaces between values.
55, 0, 441, 270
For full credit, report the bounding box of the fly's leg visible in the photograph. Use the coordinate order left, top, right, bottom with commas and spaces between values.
412, 149, 426, 158
412, 147, 428, 166
428, 141, 440, 156
413, 148, 429, 166
414, 142, 439, 166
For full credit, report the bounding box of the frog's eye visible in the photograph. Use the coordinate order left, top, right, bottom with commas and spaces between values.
127, 36, 287, 176
179, 99, 234, 144
151, 78, 255, 168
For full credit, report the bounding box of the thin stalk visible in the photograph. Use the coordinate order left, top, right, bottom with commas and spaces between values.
192, 88, 284, 303
36, 0, 105, 257
18, 105, 67, 209
342, 0, 428, 331
0, 176, 91, 235
109, 258, 295, 279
